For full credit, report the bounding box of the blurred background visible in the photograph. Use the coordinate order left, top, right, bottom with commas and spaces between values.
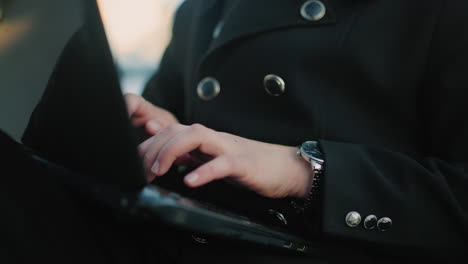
0, 0, 183, 141
99, 0, 183, 95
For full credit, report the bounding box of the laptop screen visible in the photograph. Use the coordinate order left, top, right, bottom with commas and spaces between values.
21, 0, 147, 192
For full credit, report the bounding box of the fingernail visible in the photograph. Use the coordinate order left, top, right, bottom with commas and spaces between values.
147, 120, 161, 132
185, 173, 199, 184
151, 160, 159, 174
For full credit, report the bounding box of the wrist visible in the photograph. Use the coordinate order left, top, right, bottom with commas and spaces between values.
290, 141, 325, 214
286, 146, 315, 199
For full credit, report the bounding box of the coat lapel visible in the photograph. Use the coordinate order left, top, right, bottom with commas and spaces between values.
185, 0, 225, 74
197, 0, 337, 68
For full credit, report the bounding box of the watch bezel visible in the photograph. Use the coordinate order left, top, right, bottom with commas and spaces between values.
299, 141, 325, 165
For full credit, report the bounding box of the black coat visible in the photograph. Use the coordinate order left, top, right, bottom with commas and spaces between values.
19, 0, 468, 262
142, 0, 468, 258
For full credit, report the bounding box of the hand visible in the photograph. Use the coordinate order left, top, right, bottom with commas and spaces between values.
138, 123, 314, 199
124, 93, 178, 136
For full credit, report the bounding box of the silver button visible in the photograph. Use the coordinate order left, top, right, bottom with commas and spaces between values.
345, 211, 361, 228
377, 217, 392, 232
197, 77, 221, 101
268, 209, 288, 226
263, 74, 286, 96
363, 215, 378, 230
300, 0, 327, 22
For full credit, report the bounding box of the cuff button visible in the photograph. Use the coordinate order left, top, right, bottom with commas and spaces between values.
377, 217, 392, 232
363, 215, 378, 230
345, 211, 361, 228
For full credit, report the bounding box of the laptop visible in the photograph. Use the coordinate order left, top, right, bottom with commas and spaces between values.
21, 0, 317, 255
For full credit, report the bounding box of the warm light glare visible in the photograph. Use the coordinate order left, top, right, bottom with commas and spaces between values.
97, 0, 183, 94
97, 0, 183, 66
0, 15, 34, 54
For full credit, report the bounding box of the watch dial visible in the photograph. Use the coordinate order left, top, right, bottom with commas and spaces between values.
301, 141, 324, 162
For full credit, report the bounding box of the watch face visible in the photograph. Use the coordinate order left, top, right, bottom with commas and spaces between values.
300, 141, 324, 163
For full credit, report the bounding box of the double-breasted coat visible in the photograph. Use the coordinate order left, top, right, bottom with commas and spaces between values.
141, 0, 468, 259
20, 0, 468, 262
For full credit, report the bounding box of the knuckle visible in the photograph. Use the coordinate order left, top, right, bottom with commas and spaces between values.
190, 123, 206, 133
166, 123, 180, 133
161, 116, 175, 127
163, 113, 177, 125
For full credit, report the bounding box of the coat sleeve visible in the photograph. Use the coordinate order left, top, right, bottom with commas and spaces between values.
142, 2, 189, 122
314, 0, 468, 254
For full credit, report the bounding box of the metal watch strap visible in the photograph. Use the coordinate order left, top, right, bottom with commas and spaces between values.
290, 165, 323, 214
290, 142, 324, 214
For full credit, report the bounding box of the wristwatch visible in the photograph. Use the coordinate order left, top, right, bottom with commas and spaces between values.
290, 141, 325, 214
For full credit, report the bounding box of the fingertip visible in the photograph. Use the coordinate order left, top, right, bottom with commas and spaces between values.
151, 160, 160, 175
184, 173, 200, 187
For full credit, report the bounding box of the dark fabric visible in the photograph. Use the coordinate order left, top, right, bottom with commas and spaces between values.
141, 0, 468, 259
